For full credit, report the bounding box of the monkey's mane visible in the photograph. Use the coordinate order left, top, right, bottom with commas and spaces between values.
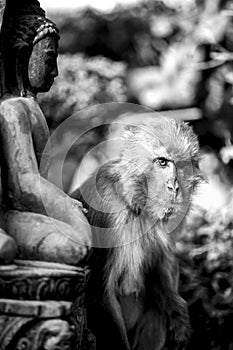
120, 117, 199, 163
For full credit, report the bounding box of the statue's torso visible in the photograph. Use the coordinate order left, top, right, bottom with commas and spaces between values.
0, 96, 51, 178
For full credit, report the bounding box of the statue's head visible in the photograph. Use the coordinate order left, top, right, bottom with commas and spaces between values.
3, 0, 59, 96
27, 22, 59, 93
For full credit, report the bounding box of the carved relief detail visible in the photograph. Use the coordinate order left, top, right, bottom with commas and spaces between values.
0, 316, 75, 350
0, 298, 96, 350
0, 262, 95, 350
0, 262, 89, 301
0, 316, 33, 350
0, 275, 86, 301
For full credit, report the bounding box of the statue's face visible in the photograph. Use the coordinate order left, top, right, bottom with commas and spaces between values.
28, 36, 58, 92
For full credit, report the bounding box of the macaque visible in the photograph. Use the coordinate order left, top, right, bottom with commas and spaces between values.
71, 117, 201, 350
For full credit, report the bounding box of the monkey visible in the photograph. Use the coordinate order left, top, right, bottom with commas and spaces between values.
71, 116, 201, 350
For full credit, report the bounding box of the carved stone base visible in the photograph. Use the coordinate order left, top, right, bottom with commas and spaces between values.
0, 260, 96, 350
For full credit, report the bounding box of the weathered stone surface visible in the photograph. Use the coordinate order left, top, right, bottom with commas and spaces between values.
0, 229, 17, 264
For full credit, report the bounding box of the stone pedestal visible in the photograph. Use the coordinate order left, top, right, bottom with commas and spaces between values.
0, 260, 96, 350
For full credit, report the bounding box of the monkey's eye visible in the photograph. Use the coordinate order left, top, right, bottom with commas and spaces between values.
154, 157, 169, 167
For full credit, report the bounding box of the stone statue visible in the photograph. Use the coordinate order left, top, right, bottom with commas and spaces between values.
0, 1, 95, 349
0, 0, 91, 265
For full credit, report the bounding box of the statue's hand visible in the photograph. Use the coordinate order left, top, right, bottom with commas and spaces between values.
71, 198, 88, 214
0, 228, 17, 264
6, 210, 92, 266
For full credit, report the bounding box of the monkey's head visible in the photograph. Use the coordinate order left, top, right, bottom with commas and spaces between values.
114, 117, 201, 227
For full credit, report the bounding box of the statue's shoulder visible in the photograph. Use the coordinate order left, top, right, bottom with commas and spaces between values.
0, 96, 29, 107
0, 96, 31, 118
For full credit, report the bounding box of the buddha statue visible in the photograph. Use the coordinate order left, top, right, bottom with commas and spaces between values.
0, 0, 91, 265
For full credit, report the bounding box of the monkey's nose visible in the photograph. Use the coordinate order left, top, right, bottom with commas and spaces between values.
167, 178, 179, 196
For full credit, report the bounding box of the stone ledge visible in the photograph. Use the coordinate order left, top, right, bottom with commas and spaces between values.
0, 299, 73, 317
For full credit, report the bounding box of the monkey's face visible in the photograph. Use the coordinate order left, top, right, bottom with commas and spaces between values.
123, 145, 191, 223
148, 147, 182, 218
119, 118, 201, 228
146, 152, 198, 231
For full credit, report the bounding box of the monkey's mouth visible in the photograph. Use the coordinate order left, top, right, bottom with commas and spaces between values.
166, 207, 174, 215
163, 206, 177, 219
165, 207, 175, 216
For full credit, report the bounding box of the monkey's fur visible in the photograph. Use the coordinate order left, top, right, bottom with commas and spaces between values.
72, 117, 200, 350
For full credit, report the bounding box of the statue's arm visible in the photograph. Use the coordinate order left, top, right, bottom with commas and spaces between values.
30, 101, 51, 178
0, 98, 39, 201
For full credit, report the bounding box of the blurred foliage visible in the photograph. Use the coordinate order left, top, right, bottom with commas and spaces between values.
177, 190, 233, 349
38, 54, 127, 130
49, 0, 233, 68
49, 1, 174, 66
45, 0, 233, 143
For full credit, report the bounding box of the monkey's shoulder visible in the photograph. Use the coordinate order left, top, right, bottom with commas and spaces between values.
71, 170, 121, 229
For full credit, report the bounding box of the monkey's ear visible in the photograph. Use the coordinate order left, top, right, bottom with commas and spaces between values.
187, 166, 207, 190
114, 167, 147, 215
122, 184, 144, 216
187, 174, 206, 190
193, 159, 208, 183
114, 173, 136, 209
